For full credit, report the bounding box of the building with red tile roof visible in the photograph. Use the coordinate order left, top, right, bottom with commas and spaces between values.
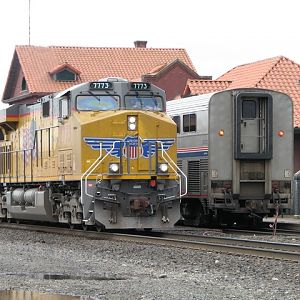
182, 55, 300, 170
217, 56, 300, 127
182, 79, 231, 97
185, 56, 300, 126
3, 42, 205, 104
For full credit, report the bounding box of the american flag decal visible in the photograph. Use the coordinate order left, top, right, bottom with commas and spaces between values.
83, 136, 175, 159
22, 120, 36, 163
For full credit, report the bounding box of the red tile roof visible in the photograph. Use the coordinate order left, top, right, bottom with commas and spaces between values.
217, 56, 300, 127
182, 79, 232, 96
49, 62, 81, 75
217, 56, 283, 88
4, 45, 196, 99
183, 56, 300, 127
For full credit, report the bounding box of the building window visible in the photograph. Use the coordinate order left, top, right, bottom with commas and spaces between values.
183, 114, 196, 132
54, 69, 76, 81
21, 77, 27, 91
172, 116, 180, 133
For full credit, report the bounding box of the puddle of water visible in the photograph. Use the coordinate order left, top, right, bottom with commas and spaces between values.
0, 290, 92, 300
40, 273, 126, 281
1, 272, 126, 281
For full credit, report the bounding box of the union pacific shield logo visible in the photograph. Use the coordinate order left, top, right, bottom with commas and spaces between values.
83, 136, 174, 159
122, 136, 139, 159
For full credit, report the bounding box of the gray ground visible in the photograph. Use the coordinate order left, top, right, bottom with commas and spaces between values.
0, 227, 299, 300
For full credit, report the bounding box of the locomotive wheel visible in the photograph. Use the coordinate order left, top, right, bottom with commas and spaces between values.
95, 223, 105, 232
69, 223, 75, 230
181, 199, 206, 227
82, 224, 89, 231
96, 225, 103, 232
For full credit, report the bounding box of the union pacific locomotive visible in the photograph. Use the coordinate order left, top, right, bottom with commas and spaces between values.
0, 78, 184, 230
167, 88, 293, 226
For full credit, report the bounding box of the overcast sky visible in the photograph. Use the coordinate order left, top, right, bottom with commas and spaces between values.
0, 0, 299, 108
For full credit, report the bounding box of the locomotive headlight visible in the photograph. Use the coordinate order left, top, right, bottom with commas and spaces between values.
109, 163, 120, 173
159, 163, 168, 173
128, 116, 137, 131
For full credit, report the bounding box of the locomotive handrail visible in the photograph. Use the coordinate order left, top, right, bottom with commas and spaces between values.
81, 141, 120, 201
81, 142, 103, 200
156, 140, 187, 198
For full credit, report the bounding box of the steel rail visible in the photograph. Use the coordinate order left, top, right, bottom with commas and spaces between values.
222, 227, 300, 237
154, 232, 300, 253
0, 223, 299, 262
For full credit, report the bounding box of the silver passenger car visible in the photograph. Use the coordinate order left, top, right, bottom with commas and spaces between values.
167, 88, 293, 226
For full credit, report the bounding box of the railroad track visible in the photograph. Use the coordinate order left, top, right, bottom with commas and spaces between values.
222, 227, 300, 237
0, 223, 299, 262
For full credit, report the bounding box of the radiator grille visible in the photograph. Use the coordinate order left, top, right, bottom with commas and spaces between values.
188, 160, 201, 193
177, 160, 183, 171
187, 159, 208, 194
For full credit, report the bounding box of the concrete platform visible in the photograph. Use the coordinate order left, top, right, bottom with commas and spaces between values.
263, 216, 300, 224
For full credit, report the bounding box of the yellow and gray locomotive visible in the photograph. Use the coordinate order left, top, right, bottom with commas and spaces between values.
0, 78, 184, 229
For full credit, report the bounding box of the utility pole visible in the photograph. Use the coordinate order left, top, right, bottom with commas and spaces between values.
28, 0, 31, 45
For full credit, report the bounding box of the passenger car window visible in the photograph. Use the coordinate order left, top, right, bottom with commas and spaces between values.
183, 114, 196, 132
242, 100, 256, 119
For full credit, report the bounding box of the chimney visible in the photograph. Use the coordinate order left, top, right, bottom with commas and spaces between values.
134, 40, 147, 48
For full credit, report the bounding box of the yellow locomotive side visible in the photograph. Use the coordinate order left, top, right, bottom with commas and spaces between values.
0, 79, 184, 229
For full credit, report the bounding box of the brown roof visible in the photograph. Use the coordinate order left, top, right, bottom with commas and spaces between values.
182, 79, 232, 97
3, 45, 196, 101
217, 56, 300, 127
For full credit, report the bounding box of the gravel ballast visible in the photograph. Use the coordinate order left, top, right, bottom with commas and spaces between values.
0, 228, 299, 300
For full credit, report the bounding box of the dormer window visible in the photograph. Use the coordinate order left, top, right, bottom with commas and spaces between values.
54, 69, 76, 81
21, 77, 27, 91
49, 63, 80, 82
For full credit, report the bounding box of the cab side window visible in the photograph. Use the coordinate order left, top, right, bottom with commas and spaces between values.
42, 101, 50, 117
59, 98, 70, 118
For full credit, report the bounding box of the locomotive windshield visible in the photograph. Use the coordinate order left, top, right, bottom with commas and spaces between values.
76, 94, 119, 111
124, 96, 163, 111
